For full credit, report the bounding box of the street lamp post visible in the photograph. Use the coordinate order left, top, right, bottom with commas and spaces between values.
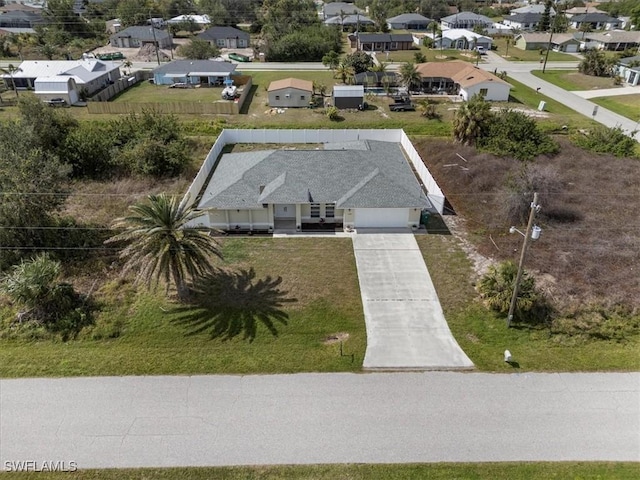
507, 192, 541, 327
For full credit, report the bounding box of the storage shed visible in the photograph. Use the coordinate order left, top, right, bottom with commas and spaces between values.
268, 78, 313, 108
333, 85, 364, 109
34, 76, 80, 104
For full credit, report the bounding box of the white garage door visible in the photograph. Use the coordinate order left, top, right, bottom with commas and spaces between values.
354, 208, 408, 228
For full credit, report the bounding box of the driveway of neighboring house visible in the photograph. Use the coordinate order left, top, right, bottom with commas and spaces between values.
352, 232, 474, 370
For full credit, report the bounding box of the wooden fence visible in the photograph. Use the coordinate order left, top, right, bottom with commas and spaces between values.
89, 70, 152, 102
87, 75, 252, 115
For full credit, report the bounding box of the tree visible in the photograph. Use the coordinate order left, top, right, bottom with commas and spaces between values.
452, 94, 493, 145
579, 49, 616, 77
105, 194, 222, 301
416, 99, 440, 119
420, 0, 449, 21
414, 51, 427, 63
368, 0, 389, 32
538, 0, 553, 32
260, 0, 319, 42
177, 38, 220, 59
398, 62, 422, 91
342, 50, 374, 74
334, 61, 355, 84
322, 50, 341, 70
0, 64, 21, 99
39, 43, 58, 60
116, 0, 150, 27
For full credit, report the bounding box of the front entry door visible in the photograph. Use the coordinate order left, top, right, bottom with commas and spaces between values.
274, 204, 295, 219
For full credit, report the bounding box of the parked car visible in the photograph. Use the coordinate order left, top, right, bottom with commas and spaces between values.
389, 95, 415, 112
228, 53, 251, 63
47, 98, 68, 107
476, 46, 487, 55
169, 82, 191, 88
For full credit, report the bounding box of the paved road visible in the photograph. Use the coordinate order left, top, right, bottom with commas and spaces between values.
573, 85, 640, 99
1, 372, 638, 469
353, 233, 473, 370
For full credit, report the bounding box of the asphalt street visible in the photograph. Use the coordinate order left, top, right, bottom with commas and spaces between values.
1, 372, 638, 469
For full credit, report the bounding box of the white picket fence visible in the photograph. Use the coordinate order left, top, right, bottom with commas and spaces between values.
180, 129, 445, 215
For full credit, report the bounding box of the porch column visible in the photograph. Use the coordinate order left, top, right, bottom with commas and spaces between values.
225, 210, 230, 230
248, 209, 253, 230
296, 205, 301, 230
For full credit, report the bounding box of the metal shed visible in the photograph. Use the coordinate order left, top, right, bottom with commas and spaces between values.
333, 85, 364, 109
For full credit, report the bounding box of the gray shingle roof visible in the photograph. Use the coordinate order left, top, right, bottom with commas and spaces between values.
571, 13, 619, 23
198, 141, 428, 210
197, 26, 249, 42
110, 26, 170, 41
507, 13, 543, 23
357, 33, 414, 43
441, 12, 494, 24
323, 2, 362, 17
153, 60, 236, 75
387, 13, 433, 24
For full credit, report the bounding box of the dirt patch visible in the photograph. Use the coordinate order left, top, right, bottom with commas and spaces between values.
323, 332, 350, 345
414, 137, 640, 313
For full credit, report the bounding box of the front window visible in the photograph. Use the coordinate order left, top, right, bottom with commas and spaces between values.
479, 88, 488, 97
325, 204, 335, 218
310, 203, 320, 218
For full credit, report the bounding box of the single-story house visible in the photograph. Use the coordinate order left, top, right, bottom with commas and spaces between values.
440, 12, 493, 30
416, 61, 511, 101
333, 84, 364, 109
387, 13, 433, 30
354, 71, 399, 88
322, 2, 362, 20
570, 13, 621, 31
324, 14, 374, 29
152, 60, 237, 86
582, 31, 640, 52
0, 10, 44, 28
503, 13, 544, 31
167, 14, 211, 26
198, 26, 250, 49
431, 29, 492, 51
616, 55, 640, 86
352, 32, 414, 51
510, 5, 555, 16
1, 58, 121, 103
0, 4, 42, 13
105, 18, 121, 34
564, 7, 604, 18
110, 26, 172, 49
514, 33, 580, 53
195, 140, 428, 231
267, 78, 313, 108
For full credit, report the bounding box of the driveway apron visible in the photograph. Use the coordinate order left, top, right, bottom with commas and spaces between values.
352, 233, 473, 370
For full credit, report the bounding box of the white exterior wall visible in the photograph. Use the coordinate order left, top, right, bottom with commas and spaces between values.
461, 81, 510, 101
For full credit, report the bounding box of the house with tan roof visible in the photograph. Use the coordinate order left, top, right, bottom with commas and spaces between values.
582, 31, 640, 52
268, 78, 314, 108
416, 61, 511, 101
514, 32, 580, 53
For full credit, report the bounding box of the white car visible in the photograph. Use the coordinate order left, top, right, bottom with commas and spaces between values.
476, 46, 487, 55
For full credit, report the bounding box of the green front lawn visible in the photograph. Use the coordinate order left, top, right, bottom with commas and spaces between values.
493, 38, 578, 62
112, 81, 224, 103
591, 94, 640, 122
531, 69, 622, 91
0, 238, 366, 377
386, 48, 479, 63
5, 463, 640, 479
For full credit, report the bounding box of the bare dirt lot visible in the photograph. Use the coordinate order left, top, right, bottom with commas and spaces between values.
415, 137, 640, 313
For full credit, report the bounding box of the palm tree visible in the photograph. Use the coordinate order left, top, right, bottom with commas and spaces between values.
452, 94, 493, 145
398, 62, 422, 92
371, 61, 388, 73
0, 64, 21, 99
105, 194, 222, 301
334, 61, 355, 84
477, 261, 538, 322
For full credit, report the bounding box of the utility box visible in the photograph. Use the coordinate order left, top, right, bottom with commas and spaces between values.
538, 100, 546, 111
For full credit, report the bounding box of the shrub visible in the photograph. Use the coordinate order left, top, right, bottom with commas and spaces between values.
551, 304, 640, 342
502, 164, 563, 224
325, 106, 340, 121
572, 125, 638, 158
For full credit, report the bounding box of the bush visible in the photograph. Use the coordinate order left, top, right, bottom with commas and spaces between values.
551, 304, 640, 342
572, 125, 638, 158
325, 106, 340, 121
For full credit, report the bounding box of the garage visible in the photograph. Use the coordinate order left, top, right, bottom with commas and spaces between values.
354, 208, 409, 228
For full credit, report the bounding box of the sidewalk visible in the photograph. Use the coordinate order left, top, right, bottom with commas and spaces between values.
573, 85, 640, 99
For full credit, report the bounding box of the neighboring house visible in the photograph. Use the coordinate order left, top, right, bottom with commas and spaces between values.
0, 4, 41, 13
0, 26, 35, 34
324, 14, 374, 29
352, 32, 414, 51
564, 7, 604, 18
416, 61, 512, 101
1, 58, 121, 104
152, 60, 237, 86
0, 10, 44, 28
440, 12, 493, 30
109, 26, 172, 49
267, 78, 313, 108
167, 14, 211, 26
333, 84, 364, 109
432, 29, 492, 51
570, 13, 621, 31
514, 32, 580, 52
616, 55, 640, 86
503, 13, 544, 31
510, 4, 555, 16
198, 26, 250, 49
105, 18, 121, 34
322, 2, 362, 20
195, 140, 429, 231
582, 31, 640, 52
386, 13, 433, 30
354, 71, 399, 88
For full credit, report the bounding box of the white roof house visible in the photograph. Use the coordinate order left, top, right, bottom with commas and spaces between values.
432, 29, 493, 50
167, 14, 211, 25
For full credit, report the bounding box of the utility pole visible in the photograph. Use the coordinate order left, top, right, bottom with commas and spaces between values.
507, 192, 540, 327
149, 11, 161, 65
542, 2, 563, 74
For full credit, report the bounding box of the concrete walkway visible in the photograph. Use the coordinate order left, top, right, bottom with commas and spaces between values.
352, 233, 473, 370
573, 85, 640, 99
1, 372, 638, 469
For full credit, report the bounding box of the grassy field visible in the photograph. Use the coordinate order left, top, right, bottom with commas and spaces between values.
112, 82, 225, 103
0, 238, 366, 377
591, 94, 640, 122
4, 463, 640, 479
384, 47, 479, 63
493, 38, 579, 62
531, 69, 623, 91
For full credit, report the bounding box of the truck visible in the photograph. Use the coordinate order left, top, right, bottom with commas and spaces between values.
389, 95, 415, 112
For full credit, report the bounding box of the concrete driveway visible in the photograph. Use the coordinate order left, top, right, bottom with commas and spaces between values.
352, 233, 473, 370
